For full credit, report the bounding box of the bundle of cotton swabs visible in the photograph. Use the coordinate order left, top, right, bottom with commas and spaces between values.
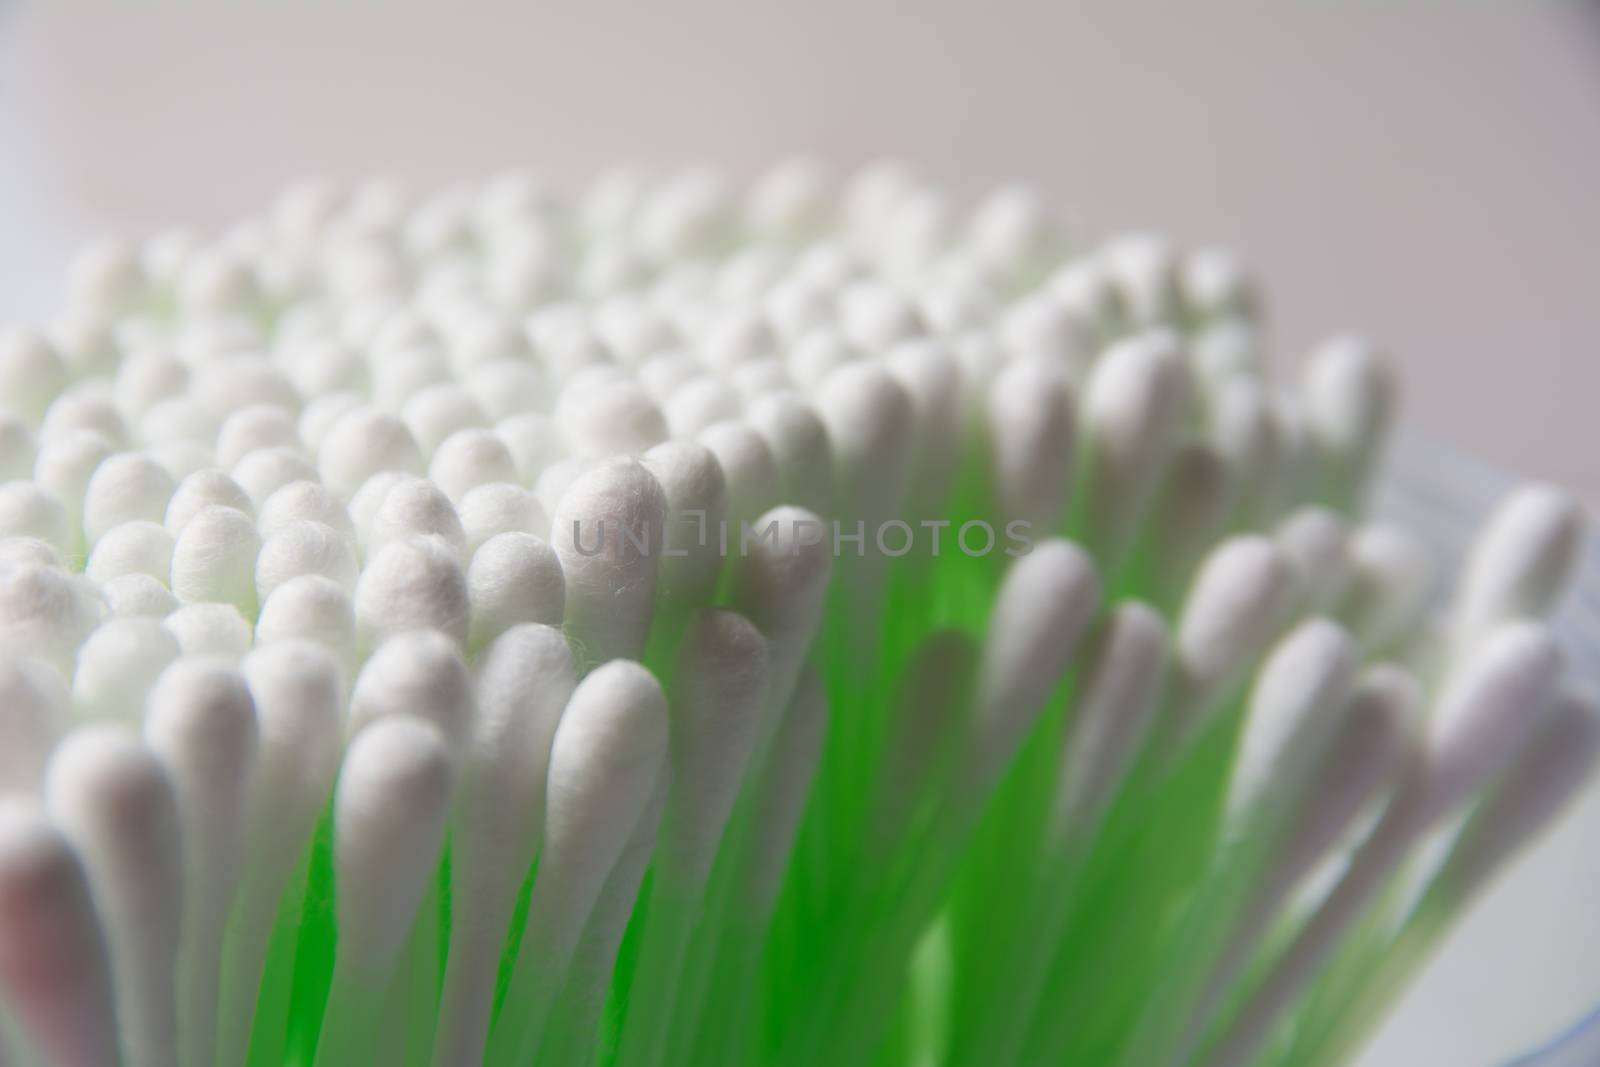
0, 161, 1592, 1067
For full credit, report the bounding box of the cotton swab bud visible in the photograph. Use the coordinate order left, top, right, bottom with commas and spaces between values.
551, 457, 668, 668
0, 562, 105, 679
254, 575, 357, 670
102, 573, 179, 619
255, 520, 359, 600
556, 373, 668, 459
1449, 483, 1585, 654
85, 520, 175, 585
0, 801, 122, 1067
428, 427, 519, 503
966, 540, 1100, 797
401, 383, 483, 455
72, 617, 182, 724
348, 628, 474, 756
83, 451, 177, 548
256, 480, 356, 544
1302, 335, 1396, 512
1273, 507, 1351, 614
34, 429, 115, 546
644, 441, 729, 617
144, 657, 258, 1067
215, 406, 299, 469
316, 405, 426, 499
162, 602, 253, 659
817, 362, 914, 531
0, 481, 71, 555
0, 327, 72, 425
163, 470, 255, 543
433, 624, 576, 1067
466, 531, 565, 650
365, 476, 468, 558
491, 660, 669, 1065
457, 482, 547, 554
354, 536, 470, 648
0, 654, 69, 791
0, 534, 62, 572
745, 392, 833, 518
886, 338, 965, 515
45, 726, 183, 1067
230, 447, 319, 509
986, 356, 1075, 534
41, 382, 131, 450
316, 718, 452, 1066
1333, 522, 1435, 652
170, 504, 262, 614
697, 419, 779, 530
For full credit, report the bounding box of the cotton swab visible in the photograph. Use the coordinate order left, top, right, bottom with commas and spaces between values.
314, 717, 453, 1067
45, 725, 183, 1067
432, 623, 576, 1067
0, 654, 69, 793
70, 617, 182, 724
489, 659, 669, 1067
465, 531, 566, 651
143, 657, 258, 1067
0, 800, 122, 1067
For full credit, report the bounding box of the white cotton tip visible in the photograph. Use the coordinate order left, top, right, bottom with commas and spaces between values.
401, 382, 487, 455
0, 480, 70, 555
550, 458, 667, 668
1052, 603, 1170, 841
1102, 233, 1182, 327
1414, 620, 1564, 826
0, 327, 72, 426
496, 412, 562, 486
1223, 618, 1358, 835
785, 327, 854, 394
637, 351, 703, 401
365, 476, 467, 559
748, 158, 832, 242
986, 357, 1075, 535
299, 392, 365, 453
33, 429, 115, 544
188, 356, 298, 420
658, 609, 769, 889
764, 281, 834, 343
85, 519, 174, 586
1274, 507, 1351, 615
745, 392, 833, 519
492, 660, 668, 1064
643, 441, 728, 616
349, 628, 474, 753
1435, 684, 1600, 903
886, 339, 965, 515
1168, 536, 1297, 745
459, 482, 547, 555
256, 520, 359, 600
1076, 330, 1189, 571
816, 362, 914, 527
1191, 317, 1263, 387
0, 416, 37, 481
255, 575, 356, 668
663, 376, 742, 439
44, 725, 183, 1067
72, 616, 182, 724
257, 480, 356, 543
215, 405, 299, 470
970, 185, 1061, 283
369, 344, 451, 413
466, 531, 565, 651
163, 469, 257, 542
151, 442, 219, 484
0, 535, 62, 573
163, 602, 253, 660
0, 655, 68, 792
316, 405, 426, 500
144, 656, 258, 1067
1451, 484, 1586, 651
1302, 335, 1395, 510
837, 280, 926, 352
170, 504, 262, 614
354, 537, 471, 649
555, 373, 668, 459
0, 801, 121, 1067
999, 294, 1093, 375
466, 359, 545, 422
285, 338, 368, 398
966, 540, 1101, 797
1181, 247, 1257, 322
331, 717, 453, 978
0, 562, 104, 679
40, 381, 131, 450
137, 396, 217, 451
344, 470, 408, 550
433, 624, 577, 1067
700, 305, 779, 371
102, 573, 180, 619
83, 451, 178, 548
1332, 522, 1435, 653
698, 420, 779, 530
67, 237, 147, 316
428, 428, 518, 504
230, 446, 319, 510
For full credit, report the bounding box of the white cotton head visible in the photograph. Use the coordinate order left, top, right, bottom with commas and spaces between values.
215, 405, 300, 470
550, 457, 667, 668
748, 158, 832, 242
0, 536, 61, 574
1191, 317, 1263, 387
970, 184, 1061, 284
999, 294, 1093, 375
40, 381, 130, 450
83, 451, 177, 548
1181, 247, 1257, 322
137, 395, 216, 452
1413, 620, 1564, 827
429, 428, 519, 504
349, 628, 473, 752
745, 392, 833, 519
986, 357, 1075, 535
43, 724, 183, 1066
496, 412, 563, 486
256, 520, 360, 600
316, 405, 426, 500
355, 536, 471, 650
0, 480, 71, 555
0, 422, 35, 480
162, 602, 253, 660
401, 382, 488, 456
459, 482, 548, 555
241, 642, 346, 870
1102, 233, 1181, 327
886, 338, 965, 515
84, 519, 173, 586
0, 327, 72, 425
468, 623, 577, 809
1274, 507, 1352, 615
466, 359, 545, 422
0, 800, 121, 1067
643, 441, 728, 616
33, 429, 114, 545
659, 609, 769, 889
1076, 330, 1189, 571
257, 479, 356, 543
837, 280, 925, 354
72, 616, 182, 724
966, 540, 1101, 797
555, 373, 668, 459
1302, 335, 1395, 511
255, 575, 357, 669
1333, 523, 1436, 653
467, 532, 566, 651
298, 392, 365, 453
1450, 484, 1586, 651
698, 419, 779, 530
230, 446, 320, 510
786, 327, 855, 393
0, 655, 68, 792
366, 476, 467, 559
169, 504, 261, 615
1169, 536, 1297, 744
637, 351, 704, 401
1223, 618, 1358, 836
345, 470, 408, 551
369, 344, 452, 413
1052, 604, 1169, 841
816, 362, 914, 528
0, 562, 104, 679
332, 717, 453, 977
163, 468, 255, 539
664, 376, 742, 439
102, 573, 179, 619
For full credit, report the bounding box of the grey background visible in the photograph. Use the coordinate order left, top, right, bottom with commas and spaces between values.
2, 5, 1598, 1064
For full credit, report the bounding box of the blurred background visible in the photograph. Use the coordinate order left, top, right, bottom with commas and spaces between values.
2, 5, 1598, 1064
